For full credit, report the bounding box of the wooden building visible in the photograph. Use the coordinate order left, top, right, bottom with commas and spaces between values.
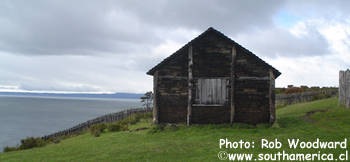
147, 27, 281, 125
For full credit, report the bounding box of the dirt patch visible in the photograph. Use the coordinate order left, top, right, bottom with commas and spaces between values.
301, 109, 329, 124
134, 127, 150, 131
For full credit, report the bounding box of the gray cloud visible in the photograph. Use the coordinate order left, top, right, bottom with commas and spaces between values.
0, 0, 284, 56
285, 0, 350, 21
234, 24, 330, 57
0, 0, 348, 92
0, 0, 160, 55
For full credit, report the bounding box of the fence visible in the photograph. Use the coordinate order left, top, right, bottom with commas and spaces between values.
339, 70, 350, 108
275, 90, 338, 107
42, 107, 152, 140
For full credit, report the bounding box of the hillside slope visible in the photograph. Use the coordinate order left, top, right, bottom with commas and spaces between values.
1, 97, 349, 161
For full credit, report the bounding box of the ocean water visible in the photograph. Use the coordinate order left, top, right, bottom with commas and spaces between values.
0, 95, 142, 151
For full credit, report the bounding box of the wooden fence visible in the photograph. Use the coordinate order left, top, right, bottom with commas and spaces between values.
42, 107, 152, 140
339, 70, 350, 108
275, 90, 338, 107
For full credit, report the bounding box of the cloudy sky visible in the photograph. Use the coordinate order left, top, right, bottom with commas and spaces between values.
0, 0, 349, 93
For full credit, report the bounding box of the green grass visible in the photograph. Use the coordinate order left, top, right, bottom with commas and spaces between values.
1, 97, 350, 161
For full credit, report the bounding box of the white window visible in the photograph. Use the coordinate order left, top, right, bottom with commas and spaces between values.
194, 78, 229, 105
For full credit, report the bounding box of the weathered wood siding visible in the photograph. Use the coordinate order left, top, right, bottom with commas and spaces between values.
154, 30, 275, 124
235, 47, 270, 77
191, 32, 232, 123
156, 49, 188, 123
233, 46, 273, 124
234, 79, 270, 123
192, 105, 230, 124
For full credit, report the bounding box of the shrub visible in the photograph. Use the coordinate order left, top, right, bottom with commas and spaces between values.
52, 138, 61, 144
3, 146, 18, 152
90, 123, 107, 137
90, 123, 106, 133
92, 130, 101, 137
312, 93, 327, 101
126, 115, 139, 125
143, 112, 153, 119
108, 123, 122, 132
123, 112, 153, 125
19, 137, 46, 150
46, 137, 60, 144
107, 120, 129, 132
119, 121, 129, 131
149, 124, 166, 133
165, 124, 179, 131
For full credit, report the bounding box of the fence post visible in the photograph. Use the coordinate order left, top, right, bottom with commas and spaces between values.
339, 70, 350, 108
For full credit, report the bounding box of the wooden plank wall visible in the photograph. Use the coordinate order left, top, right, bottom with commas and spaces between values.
157, 49, 188, 123
155, 31, 276, 124
339, 70, 350, 108
234, 79, 270, 124
233, 46, 271, 124
191, 32, 232, 124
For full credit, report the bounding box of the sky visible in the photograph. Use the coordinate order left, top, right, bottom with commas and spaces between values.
0, 0, 349, 93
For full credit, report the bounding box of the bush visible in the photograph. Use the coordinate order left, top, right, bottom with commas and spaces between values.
93, 130, 101, 137
108, 123, 122, 132
149, 124, 166, 133
45, 137, 61, 144
3, 146, 18, 152
126, 115, 139, 125
90, 123, 107, 137
19, 137, 46, 150
312, 93, 327, 101
122, 113, 153, 125
165, 124, 179, 131
107, 120, 129, 132
3, 137, 47, 152
90, 123, 106, 133
143, 112, 153, 119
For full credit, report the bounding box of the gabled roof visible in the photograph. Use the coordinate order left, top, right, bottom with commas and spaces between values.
147, 27, 281, 78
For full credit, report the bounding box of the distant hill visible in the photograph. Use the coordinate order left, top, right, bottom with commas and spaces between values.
0, 92, 144, 99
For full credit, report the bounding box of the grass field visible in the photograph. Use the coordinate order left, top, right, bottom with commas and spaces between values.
1, 97, 349, 161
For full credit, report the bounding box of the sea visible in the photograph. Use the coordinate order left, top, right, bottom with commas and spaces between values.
0, 95, 142, 151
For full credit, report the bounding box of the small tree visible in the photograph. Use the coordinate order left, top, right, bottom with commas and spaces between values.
140, 91, 153, 109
